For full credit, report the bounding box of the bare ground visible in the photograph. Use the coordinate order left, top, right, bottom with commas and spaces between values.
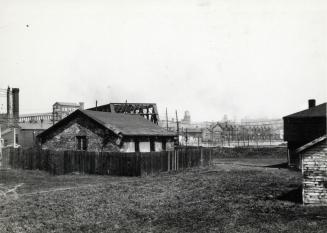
0, 157, 327, 233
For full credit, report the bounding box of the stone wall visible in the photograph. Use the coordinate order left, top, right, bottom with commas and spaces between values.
302, 141, 327, 205
42, 122, 120, 152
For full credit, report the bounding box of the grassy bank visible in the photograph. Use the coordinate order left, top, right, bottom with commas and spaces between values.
211, 146, 287, 159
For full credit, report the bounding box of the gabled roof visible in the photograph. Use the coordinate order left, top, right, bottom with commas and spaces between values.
81, 110, 175, 136
283, 103, 326, 119
295, 135, 327, 154
38, 110, 176, 138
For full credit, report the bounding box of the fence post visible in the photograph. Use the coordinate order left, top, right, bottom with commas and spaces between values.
173, 150, 175, 170
167, 151, 171, 172
210, 148, 212, 166
175, 150, 178, 171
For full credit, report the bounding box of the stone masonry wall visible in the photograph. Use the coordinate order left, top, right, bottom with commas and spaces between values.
42, 122, 120, 152
302, 141, 327, 205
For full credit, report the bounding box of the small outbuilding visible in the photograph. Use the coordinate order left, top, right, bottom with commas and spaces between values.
296, 135, 327, 205
37, 110, 176, 152
283, 100, 326, 169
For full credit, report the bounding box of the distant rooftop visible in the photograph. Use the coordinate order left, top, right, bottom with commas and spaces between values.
20, 113, 52, 117
53, 102, 81, 107
19, 122, 52, 130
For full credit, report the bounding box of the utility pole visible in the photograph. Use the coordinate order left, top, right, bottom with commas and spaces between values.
175, 110, 179, 134
175, 110, 179, 145
52, 105, 55, 125
165, 108, 169, 130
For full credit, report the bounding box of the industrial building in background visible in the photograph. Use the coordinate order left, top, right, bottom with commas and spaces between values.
52, 102, 84, 123
19, 102, 84, 124
159, 110, 283, 147
1, 95, 166, 149
0, 87, 20, 149
0, 87, 86, 149
88, 102, 160, 124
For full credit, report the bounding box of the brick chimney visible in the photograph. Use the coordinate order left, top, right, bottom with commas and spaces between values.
6, 87, 12, 116
308, 99, 316, 109
12, 88, 19, 119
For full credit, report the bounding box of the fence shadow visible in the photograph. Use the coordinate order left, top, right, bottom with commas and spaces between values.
265, 162, 289, 169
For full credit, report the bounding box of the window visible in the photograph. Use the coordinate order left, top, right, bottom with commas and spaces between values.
150, 139, 155, 152
15, 133, 19, 144
135, 140, 140, 152
162, 139, 166, 151
76, 136, 87, 151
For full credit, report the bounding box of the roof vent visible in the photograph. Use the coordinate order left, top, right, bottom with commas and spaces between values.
308, 99, 316, 109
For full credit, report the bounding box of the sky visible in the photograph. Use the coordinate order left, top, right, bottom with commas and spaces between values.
0, 0, 326, 122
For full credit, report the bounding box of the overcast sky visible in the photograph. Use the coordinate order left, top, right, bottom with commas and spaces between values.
0, 0, 326, 121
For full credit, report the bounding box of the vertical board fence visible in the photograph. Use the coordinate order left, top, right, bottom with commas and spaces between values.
1, 147, 213, 176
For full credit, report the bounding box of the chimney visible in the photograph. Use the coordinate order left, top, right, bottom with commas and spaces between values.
12, 88, 19, 119
79, 102, 84, 110
6, 86, 12, 116
308, 99, 316, 109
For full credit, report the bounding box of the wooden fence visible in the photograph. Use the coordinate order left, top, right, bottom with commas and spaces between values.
0, 147, 212, 176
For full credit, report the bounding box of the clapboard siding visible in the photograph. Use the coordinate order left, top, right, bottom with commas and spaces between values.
302, 141, 327, 205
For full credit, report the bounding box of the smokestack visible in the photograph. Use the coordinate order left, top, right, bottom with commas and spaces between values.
6, 86, 11, 116
12, 88, 19, 119
308, 99, 316, 109
79, 102, 84, 110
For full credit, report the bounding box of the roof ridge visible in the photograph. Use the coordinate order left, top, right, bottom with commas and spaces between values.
295, 135, 327, 154
284, 102, 326, 118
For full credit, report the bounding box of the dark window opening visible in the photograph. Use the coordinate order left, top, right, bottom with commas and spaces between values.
135, 140, 140, 152
150, 140, 155, 152
162, 139, 166, 151
15, 133, 19, 144
76, 136, 87, 151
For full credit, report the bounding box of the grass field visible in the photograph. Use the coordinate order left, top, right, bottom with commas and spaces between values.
1, 157, 327, 233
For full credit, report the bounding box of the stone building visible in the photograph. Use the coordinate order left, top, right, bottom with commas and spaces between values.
283, 100, 326, 169
297, 135, 327, 205
37, 110, 176, 152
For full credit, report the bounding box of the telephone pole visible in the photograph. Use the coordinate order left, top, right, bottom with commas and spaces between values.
165, 108, 169, 130
175, 110, 179, 145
